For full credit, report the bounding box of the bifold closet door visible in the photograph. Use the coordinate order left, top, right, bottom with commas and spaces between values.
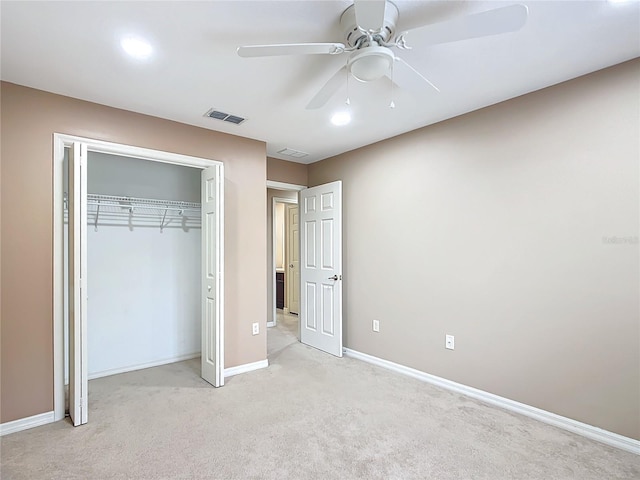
68, 142, 88, 426
201, 164, 224, 387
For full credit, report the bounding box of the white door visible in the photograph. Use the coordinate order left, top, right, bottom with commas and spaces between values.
201, 165, 224, 387
300, 181, 343, 357
68, 143, 88, 426
286, 204, 300, 314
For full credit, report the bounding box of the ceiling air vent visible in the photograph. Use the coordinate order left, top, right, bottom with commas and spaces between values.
204, 108, 246, 125
277, 147, 309, 159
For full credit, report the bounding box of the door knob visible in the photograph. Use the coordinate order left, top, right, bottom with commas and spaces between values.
207, 285, 212, 292
328, 275, 338, 280
289, 264, 294, 268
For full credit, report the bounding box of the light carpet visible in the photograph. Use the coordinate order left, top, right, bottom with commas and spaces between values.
1, 312, 638, 479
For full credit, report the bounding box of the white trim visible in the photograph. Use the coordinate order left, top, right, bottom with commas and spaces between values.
53, 133, 225, 423
55, 134, 218, 168
267, 321, 276, 328
87, 353, 201, 380
224, 359, 269, 378
266, 180, 306, 191
217, 165, 226, 387
0, 411, 55, 437
344, 348, 640, 455
53, 136, 65, 421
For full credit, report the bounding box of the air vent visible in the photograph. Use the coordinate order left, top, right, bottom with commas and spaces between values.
204, 108, 246, 125
277, 147, 309, 159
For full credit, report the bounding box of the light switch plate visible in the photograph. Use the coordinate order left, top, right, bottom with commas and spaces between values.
445, 334, 455, 350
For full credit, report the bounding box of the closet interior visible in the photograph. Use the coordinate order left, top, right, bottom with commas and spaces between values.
63, 149, 202, 384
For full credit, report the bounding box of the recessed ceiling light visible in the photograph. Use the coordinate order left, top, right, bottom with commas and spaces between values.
331, 111, 351, 126
120, 35, 153, 59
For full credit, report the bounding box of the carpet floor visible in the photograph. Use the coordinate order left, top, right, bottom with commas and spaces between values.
1, 312, 638, 479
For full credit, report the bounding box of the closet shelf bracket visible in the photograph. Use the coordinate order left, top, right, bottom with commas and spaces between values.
160, 208, 168, 233
94, 202, 100, 232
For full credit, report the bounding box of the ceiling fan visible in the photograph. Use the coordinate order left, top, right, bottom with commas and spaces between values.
237, 0, 528, 109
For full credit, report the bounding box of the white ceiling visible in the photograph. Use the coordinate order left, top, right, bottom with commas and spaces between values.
1, 1, 638, 164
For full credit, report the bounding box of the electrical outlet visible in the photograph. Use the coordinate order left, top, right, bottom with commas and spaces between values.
373, 319, 380, 332
445, 334, 455, 350
252, 322, 259, 335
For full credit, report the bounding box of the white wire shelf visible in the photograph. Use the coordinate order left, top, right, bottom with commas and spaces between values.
64, 193, 201, 231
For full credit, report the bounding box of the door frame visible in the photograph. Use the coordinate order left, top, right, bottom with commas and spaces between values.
53, 133, 224, 422
266, 181, 305, 328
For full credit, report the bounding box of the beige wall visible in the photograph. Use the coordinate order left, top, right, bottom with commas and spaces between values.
266, 188, 298, 321
308, 60, 640, 439
267, 157, 307, 186
0, 82, 268, 423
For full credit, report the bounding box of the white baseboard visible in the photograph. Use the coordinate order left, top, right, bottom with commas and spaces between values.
0, 411, 55, 437
224, 359, 269, 378
267, 321, 276, 328
343, 348, 640, 455
88, 352, 201, 380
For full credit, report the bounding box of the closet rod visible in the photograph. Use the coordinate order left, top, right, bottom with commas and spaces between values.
86, 201, 195, 213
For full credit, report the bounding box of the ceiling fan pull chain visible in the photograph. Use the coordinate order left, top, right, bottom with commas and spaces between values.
346, 62, 351, 105
389, 59, 395, 109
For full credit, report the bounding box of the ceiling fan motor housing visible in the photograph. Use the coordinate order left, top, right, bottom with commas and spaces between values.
340, 2, 399, 48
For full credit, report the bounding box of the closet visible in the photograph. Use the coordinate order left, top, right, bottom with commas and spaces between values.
64, 150, 202, 381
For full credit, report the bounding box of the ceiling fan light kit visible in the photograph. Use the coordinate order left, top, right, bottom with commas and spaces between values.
347, 46, 394, 82
237, 1, 529, 110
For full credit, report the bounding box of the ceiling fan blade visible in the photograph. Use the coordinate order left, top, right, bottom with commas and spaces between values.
390, 57, 440, 93
237, 43, 345, 58
401, 4, 528, 46
306, 66, 348, 110
354, 0, 387, 32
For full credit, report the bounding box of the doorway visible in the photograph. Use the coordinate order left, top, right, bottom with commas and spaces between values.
272, 196, 297, 324
265, 180, 344, 358
63, 150, 202, 375
53, 134, 224, 425
267, 183, 304, 330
